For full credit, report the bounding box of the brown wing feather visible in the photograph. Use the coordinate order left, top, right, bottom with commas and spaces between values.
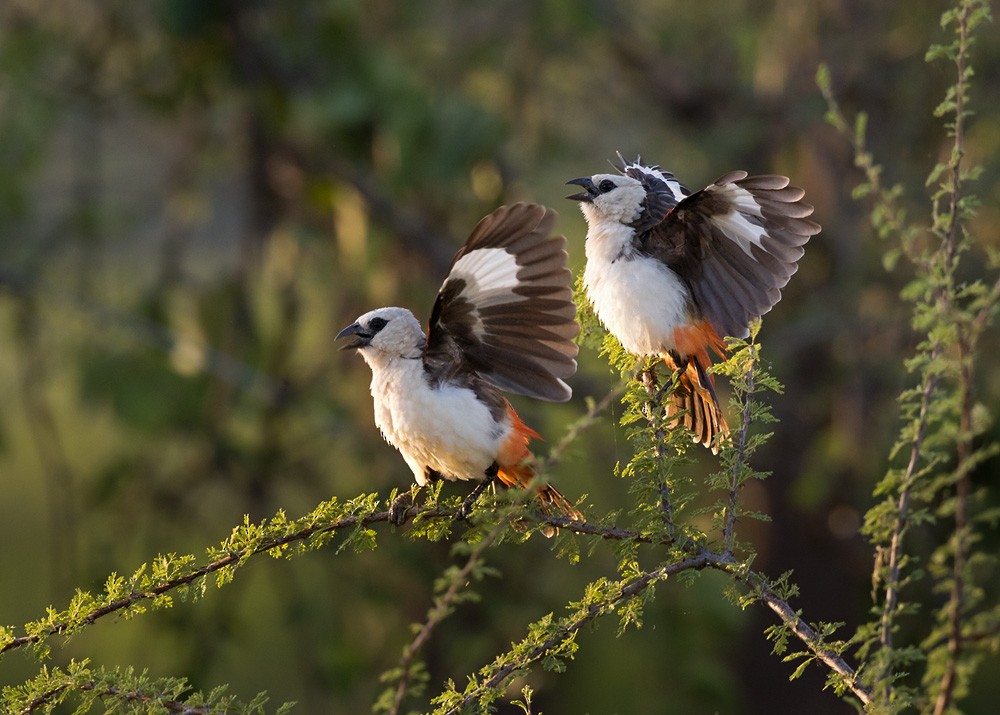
641, 172, 820, 339
425, 203, 580, 402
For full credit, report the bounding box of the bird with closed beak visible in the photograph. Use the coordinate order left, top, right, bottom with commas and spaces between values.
567, 156, 820, 451
337, 203, 583, 528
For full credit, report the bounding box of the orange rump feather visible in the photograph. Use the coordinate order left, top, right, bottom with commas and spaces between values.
495, 404, 583, 531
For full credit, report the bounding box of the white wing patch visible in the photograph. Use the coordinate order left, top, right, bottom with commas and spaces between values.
449, 247, 527, 338
450, 247, 520, 295
715, 187, 766, 260
624, 161, 687, 202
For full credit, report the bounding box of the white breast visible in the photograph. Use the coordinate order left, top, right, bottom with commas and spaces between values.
583, 224, 689, 357
367, 357, 505, 484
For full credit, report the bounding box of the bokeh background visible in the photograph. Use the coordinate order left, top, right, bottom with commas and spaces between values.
1, 1, 999, 713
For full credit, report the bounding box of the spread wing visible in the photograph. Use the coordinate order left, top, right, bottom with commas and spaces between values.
425, 203, 580, 402
638, 171, 820, 339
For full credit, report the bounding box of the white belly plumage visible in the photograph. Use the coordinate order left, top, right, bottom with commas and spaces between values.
584, 249, 689, 357
370, 360, 504, 485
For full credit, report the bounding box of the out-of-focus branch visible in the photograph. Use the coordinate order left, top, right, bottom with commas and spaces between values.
929, 3, 978, 711
21, 682, 221, 715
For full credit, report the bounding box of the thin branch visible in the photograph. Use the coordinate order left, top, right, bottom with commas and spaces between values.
389, 519, 508, 715
714, 555, 873, 705
932, 3, 976, 711
723, 345, 755, 554
878, 359, 939, 696
639, 367, 675, 533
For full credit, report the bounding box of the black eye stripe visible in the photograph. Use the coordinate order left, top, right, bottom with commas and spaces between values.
368, 317, 389, 332
598, 179, 616, 192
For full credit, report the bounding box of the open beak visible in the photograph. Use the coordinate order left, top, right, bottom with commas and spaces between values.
336, 322, 373, 350
565, 177, 597, 203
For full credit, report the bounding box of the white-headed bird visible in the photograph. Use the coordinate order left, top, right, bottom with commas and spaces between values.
567, 157, 820, 451
337, 203, 582, 524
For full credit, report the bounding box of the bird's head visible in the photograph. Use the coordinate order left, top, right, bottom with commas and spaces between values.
337, 307, 425, 362
565, 173, 647, 227
567, 157, 689, 231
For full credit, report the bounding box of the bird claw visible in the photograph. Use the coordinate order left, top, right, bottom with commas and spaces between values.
456, 477, 493, 521
389, 488, 418, 526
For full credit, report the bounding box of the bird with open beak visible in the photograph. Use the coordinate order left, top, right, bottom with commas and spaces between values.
337, 203, 583, 527
567, 156, 820, 451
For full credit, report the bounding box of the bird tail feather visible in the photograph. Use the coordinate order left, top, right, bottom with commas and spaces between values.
664, 357, 730, 454
494, 405, 583, 534
496, 461, 585, 522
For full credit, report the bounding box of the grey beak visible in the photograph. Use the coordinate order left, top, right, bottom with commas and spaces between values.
566, 177, 597, 203
336, 322, 372, 350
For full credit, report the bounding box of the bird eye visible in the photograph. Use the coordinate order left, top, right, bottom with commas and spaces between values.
368, 317, 388, 332
598, 179, 616, 192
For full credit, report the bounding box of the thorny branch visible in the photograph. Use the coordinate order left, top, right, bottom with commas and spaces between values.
537, 376, 630, 473
716, 556, 873, 705
389, 515, 508, 715
0, 507, 448, 657
389, 529, 500, 715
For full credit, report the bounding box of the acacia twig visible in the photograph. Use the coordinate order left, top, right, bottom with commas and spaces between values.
723, 345, 755, 554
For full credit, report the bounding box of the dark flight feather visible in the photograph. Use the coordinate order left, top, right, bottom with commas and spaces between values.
425, 203, 579, 402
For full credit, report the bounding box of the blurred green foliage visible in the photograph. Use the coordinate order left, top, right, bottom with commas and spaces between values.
1, 0, 999, 713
